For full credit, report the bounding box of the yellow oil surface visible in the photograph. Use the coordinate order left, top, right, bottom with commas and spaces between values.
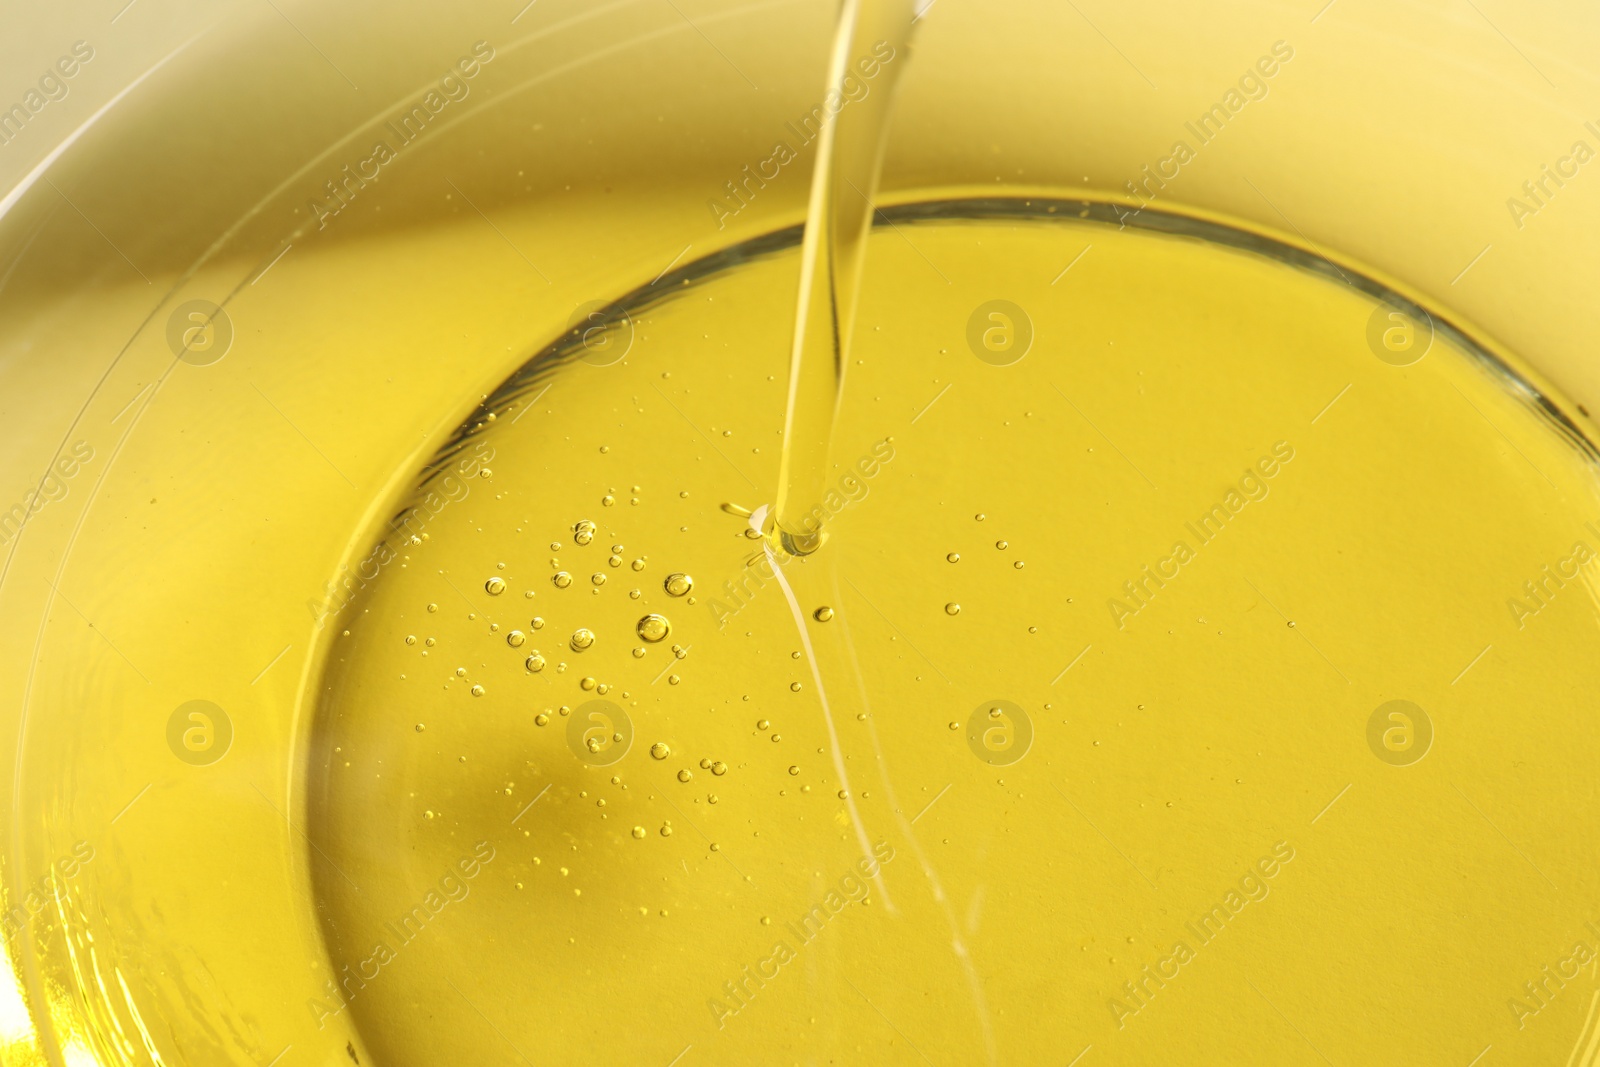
304, 206, 1600, 1065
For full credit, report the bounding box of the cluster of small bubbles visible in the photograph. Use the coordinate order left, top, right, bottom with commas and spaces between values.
485, 576, 507, 595
945, 603, 961, 616
591, 572, 606, 586
470, 684, 485, 697
525, 653, 546, 672
637, 614, 671, 642
711, 761, 728, 776
552, 572, 572, 588
507, 631, 525, 647
671, 644, 687, 660
650, 742, 670, 760
813, 606, 834, 622
573, 520, 597, 545
531, 617, 545, 630
570, 629, 595, 651
677, 769, 693, 783
580, 677, 597, 691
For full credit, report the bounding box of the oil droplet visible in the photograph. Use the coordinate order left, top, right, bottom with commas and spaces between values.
632, 647, 646, 658
485, 577, 507, 595
945, 602, 961, 615
711, 761, 728, 776
771, 734, 782, 743
591, 572, 606, 586
415, 723, 425, 732
789, 682, 802, 692
424, 637, 435, 647
602, 494, 616, 507
552, 572, 573, 589
535, 713, 549, 726
995, 540, 1008, 550
837, 790, 849, 799
404, 634, 417, 645
946, 552, 960, 563
470, 684, 485, 697
788, 765, 799, 775
631, 558, 646, 571
757, 719, 770, 730
667, 674, 681, 685
550, 541, 562, 552
659, 825, 672, 837
650, 742, 671, 760
677, 769, 693, 783
570, 629, 595, 651
813, 606, 834, 622
507, 630, 525, 647
664, 573, 694, 597
1014, 560, 1025, 569
573, 520, 596, 545
632, 826, 646, 839
580, 677, 597, 691
948, 722, 959, 730
637, 614, 671, 642
531, 616, 545, 629
708, 795, 718, 804
608, 555, 623, 568
455, 667, 468, 677
699, 758, 711, 769
975, 513, 985, 522
426, 602, 438, 613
